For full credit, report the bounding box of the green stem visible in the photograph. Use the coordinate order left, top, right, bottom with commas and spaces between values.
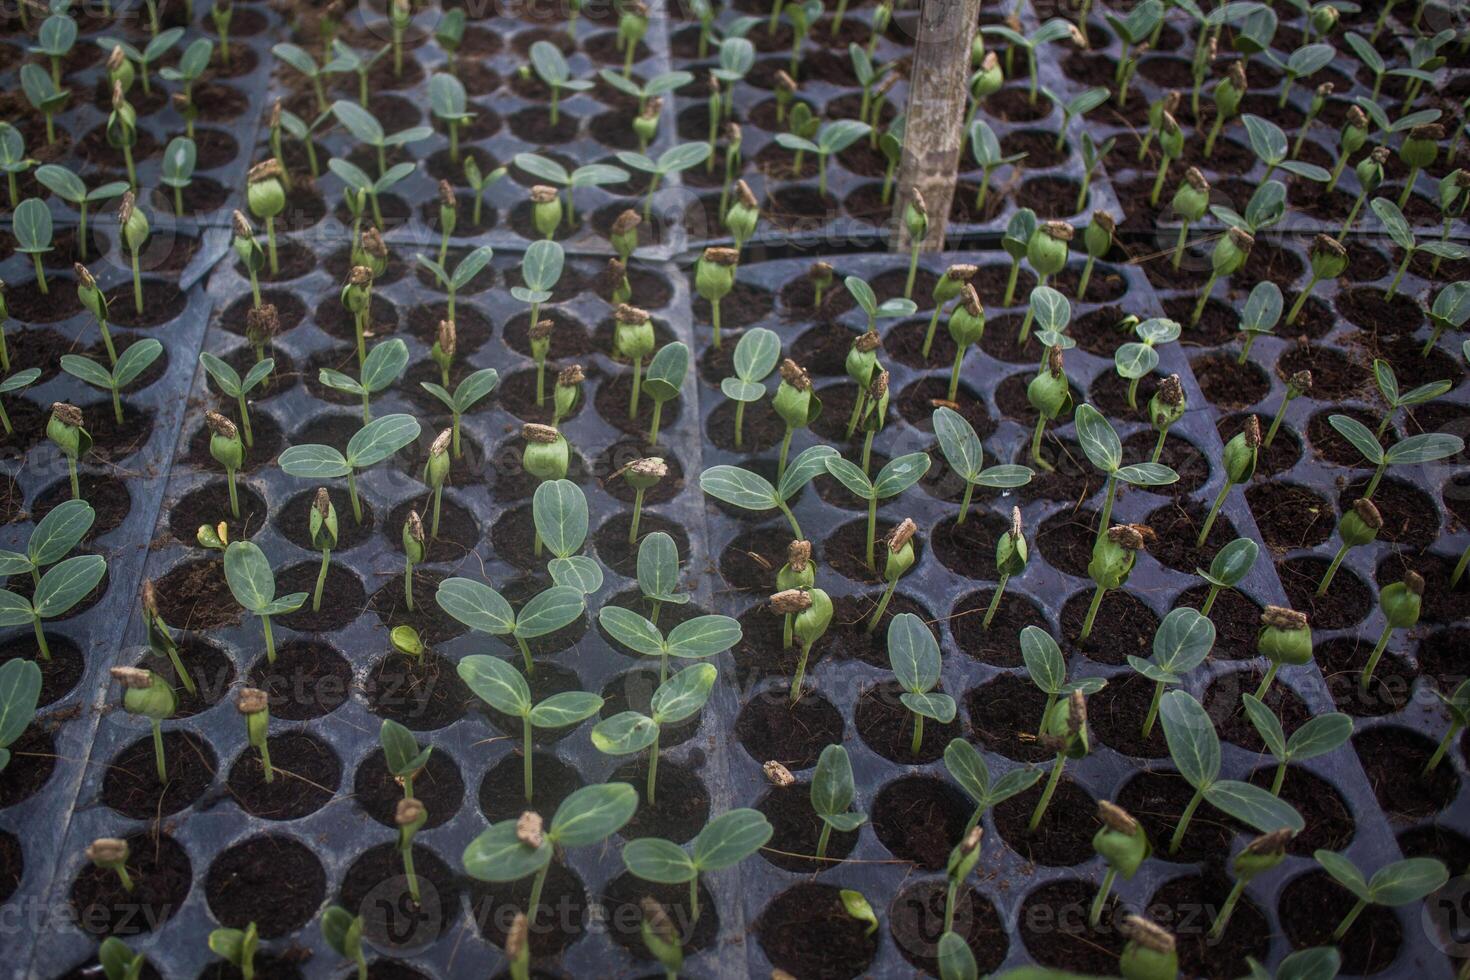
67, 459, 80, 501
956, 482, 975, 526
237, 394, 254, 448
910, 712, 923, 755
1152, 425, 1169, 464
527, 864, 550, 926
1097, 476, 1118, 545
1331, 898, 1368, 941
629, 487, 645, 545
1089, 867, 1117, 928
431, 485, 443, 540
1339, 192, 1366, 239
151, 719, 167, 783
734, 400, 746, 450
1397, 168, 1419, 210
867, 577, 897, 632
1208, 877, 1248, 940
1450, 542, 1469, 588
312, 548, 330, 612
866, 496, 878, 572
258, 737, 274, 783
517, 635, 534, 675
1317, 541, 1349, 596
1254, 662, 1280, 702
261, 614, 276, 664
1167, 786, 1204, 854
1030, 415, 1054, 471
948, 346, 966, 402
115, 864, 135, 892
1191, 271, 1218, 326
347, 469, 362, 523
1201, 584, 1220, 618
1264, 394, 1292, 447
815, 821, 831, 860
524, 716, 534, 800
648, 402, 663, 445
1079, 585, 1106, 641
131, 250, 144, 316
32, 617, 50, 661
776, 428, 794, 483
1077, 255, 1095, 300
1361, 623, 1392, 691
646, 730, 660, 805
227, 468, 240, 520
1197, 479, 1231, 548
983, 575, 1008, 629
404, 558, 415, 611
904, 243, 920, 300
629, 356, 643, 420
790, 639, 814, 702
1028, 754, 1066, 831
1271, 761, 1287, 796
1141, 681, 1164, 738
1385, 249, 1411, 300
1364, 463, 1386, 499
1424, 724, 1460, 773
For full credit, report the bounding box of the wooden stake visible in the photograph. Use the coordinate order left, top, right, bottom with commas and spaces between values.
892, 0, 980, 251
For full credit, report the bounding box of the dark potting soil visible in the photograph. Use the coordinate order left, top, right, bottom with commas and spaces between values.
949, 591, 1047, 669
1115, 769, 1239, 864
854, 679, 962, 765
0, 726, 55, 808
1189, 352, 1272, 410
365, 651, 471, 731
1144, 498, 1239, 575
1246, 480, 1334, 551
1379, 550, 1470, 626
756, 780, 859, 874
204, 834, 327, 939
478, 750, 585, 826
1149, 871, 1269, 980
600, 872, 718, 957
136, 637, 236, 718
930, 510, 1008, 581
992, 775, 1098, 867
592, 512, 689, 579
1018, 878, 1127, 975
468, 861, 588, 956
1306, 406, 1388, 467
890, 879, 1008, 977
1277, 555, 1372, 630
611, 758, 710, 844
966, 672, 1053, 764
355, 747, 464, 831
1338, 476, 1439, 548
715, 523, 789, 593
369, 570, 468, 646
1088, 669, 1171, 760
184, 410, 286, 473
1244, 765, 1356, 857
0, 831, 20, 904
274, 486, 376, 552
101, 730, 217, 819
166, 479, 270, 545
1201, 666, 1313, 753
1059, 588, 1159, 664
1314, 635, 1415, 718
0, 634, 83, 707
819, 592, 933, 668
226, 732, 341, 820
68, 831, 191, 936
1276, 343, 1370, 402
274, 561, 367, 632
870, 775, 971, 871
1354, 726, 1460, 821
1278, 869, 1403, 975
247, 640, 353, 721
339, 842, 461, 946
756, 883, 879, 980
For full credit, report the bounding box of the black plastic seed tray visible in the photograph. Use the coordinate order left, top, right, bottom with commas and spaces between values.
0, 230, 217, 978
0, 0, 280, 234
687, 248, 1450, 979
661, 4, 1122, 253
1134, 218, 1470, 969
1025, 0, 1470, 240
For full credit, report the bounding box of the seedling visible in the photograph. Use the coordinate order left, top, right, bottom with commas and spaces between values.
61, 341, 162, 429
1327, 413, 1463, 499
598, 600, 740, 684
1149, 112, 1185, 207
1235, 281, 1284, 366
774, 587, 833, 699
1114, 317, 1180, 413
330, 100, 432, 184
459, 654, 602, 800
297, 488, 335, 611
1192, 227, 1254, 327
277, 106, 329, 180
633, 532, 688, 627
34, 166, 126, 263
380, 718, 431, 800
1338, 147, 1389, 238
0, 498, 93, 592
1204, 61, 1246, 158
1424, 281, 1470, 357
1194, 537, 1258, 618
1158, 689, 1303, 854
208, 924, 258, 980
1029, 690, 1089, 831
280, 413, 421, 523
823, 451, 931, 572
13, 198, 53, 297
161, 38, 213, 140
437, 577, 585, 675
0, 658, 41, 772
592, 663, 716, 805
514, 154, 627, 232
18, 59, 66, 148
965, 120, 1024, 216
0, 369, 39, 437
884, 612, 954, 753
980, 19, 1073, 105
237, 686, 272, 782
1242, 695, 1351, 796
608, 303, 657, 421
320, 907, 367, 980
1426, 679, 1470, 773
319, 338, 409, 425
156, 137, 198, 217
420, 368, 498, 461
532, 480, 602, 595
199, 354, 274, 451
720, 327, 779, 450
1016, 223, 1071, 344
1129, 607, 1215, 739
944, 286, 986, 401
1361, 572, 1424, 691
224, 541, 305, 664
1075, 403, 1179, 542
775, 119, 869, 198
463, 783, 637, 931
1021, 626, 1107, 744
623, 807, 770, 924
1255, 605, 1314, 702
943, 739, 1042, 840
212, 0, 235, 66
1080, 524, 1152, 642
110, 667, 175, 782
812, 743, 865, 860
1027, 348, 1071, 472
1315, 850, 1448, 941
402, 511, 424, 611
617, 142, 711, 220
97, 29, 181, 97
204, 411, 246, 519
642, 343, 688, 445
0, 541, 105, 664
1372, 198, 1470, 303
1090, 801, 1150, 927
693, 247, 740, 348
105, 81, 141, 189
87, 838, 134, 893
46, 403, 90, 501
97, 938, 147, 980
520, 424, 570, 509
931, 406, 1033, 529
416, 243, 492, 326
773, 540, 814, 647
1199, 415, 1259, 548
329, 157, 413, 234
0, 127, 35, 212
1261, 370, 1311, 450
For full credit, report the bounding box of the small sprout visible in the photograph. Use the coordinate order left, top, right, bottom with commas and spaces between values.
933, 407, 1033, 529
1075, 404, 1179, 543
552, 364, 584, 426
640, 898, 683, 979
1020, 625, 1106, 745
868, 519, 917, 632
1375, 197, 1470, 301
1146, 373, 1188, 464
1339, 147, 1389, 238
1256, 605, 1314, 703
1169, 168, 1211, 270
197, 522, 229, 551
437, 576, 585, 676
886, 612, 953, 754
200, 353, 275, 450
1129, 607, 1216, 740
768, 357, 819, 474
389, 511, 418, 616
236, 686, 272, 783
1194, 536, 1259, 619
774, 539, 814, 645
947, 285, 986, 401
97, 937, 147, 980
87, 837, 133, 892
1204, 60, 1247, 158
535, 479, 603, 595
1426, 679, 1470, 774
1236, 281, 1284, 366
1091, 801, 1150, 927
1327, 412, 1464, 499
1261, 369, 1311, 449
642, 343, 689, 445
808, 261, 835, 311
720, 327, 779, 450
460, 654, 603, 801
380, 718, 431, 799
0, 658, 42, 773
47, 403, 91, 501
840, 888, 879, 937
1115, 317, 1180, 413
613, 304, 658, 421
302, 487, 337, 611
320, 906, 367, 980
1077, 212, 1114, 300
0, 537, 105, 661
224, 538, 308, 662
105, 80, 140, 189
920, 264, 979, 361
775, 118, 869, 197
700, 444, 836, 539
1397, 123, 1444, 210
616, 141, 711, 221
695, 246, 739, 348
280, 413, 421, 524
812, 743, 865, 860
901, 190, 929, 299
529, 184, 561, 240
419, 428, 454, 540
623, 808, 771, 925
416, 243, 493, 328
1029, 690, 1090, 830
232, 211, 266, 309
13, 198, 53, 297
19, 63, 69, 148
396, 796, 428, 902
1017, 222, 1070, 345
246, 160, 286, 278
724, 176, 759, 252
778, 587, 833, 701
1192, 226, 1255, 327
1360, 571, 1423, 690
597, 593, 739, 685
1314, 850, 1448, 941
462, 156, 507, 228
205, 410, 245, 520
1119, 914, 1178, 980
1318, 497, 1382, 596
110, 666, 175, 783
1027, 347, 1071, 472
1242, 694, 1351, 796
1158, 688, 1308, 860
1149, 112, 1184, 207
208, 924, 258, 980
823, 452, 931, 572
1326, 104, 1370, 192
1198, 413, 1259, 544
943, 738, 1043, 839
61, 340, 163, 428
1080, 524, 1151, 643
